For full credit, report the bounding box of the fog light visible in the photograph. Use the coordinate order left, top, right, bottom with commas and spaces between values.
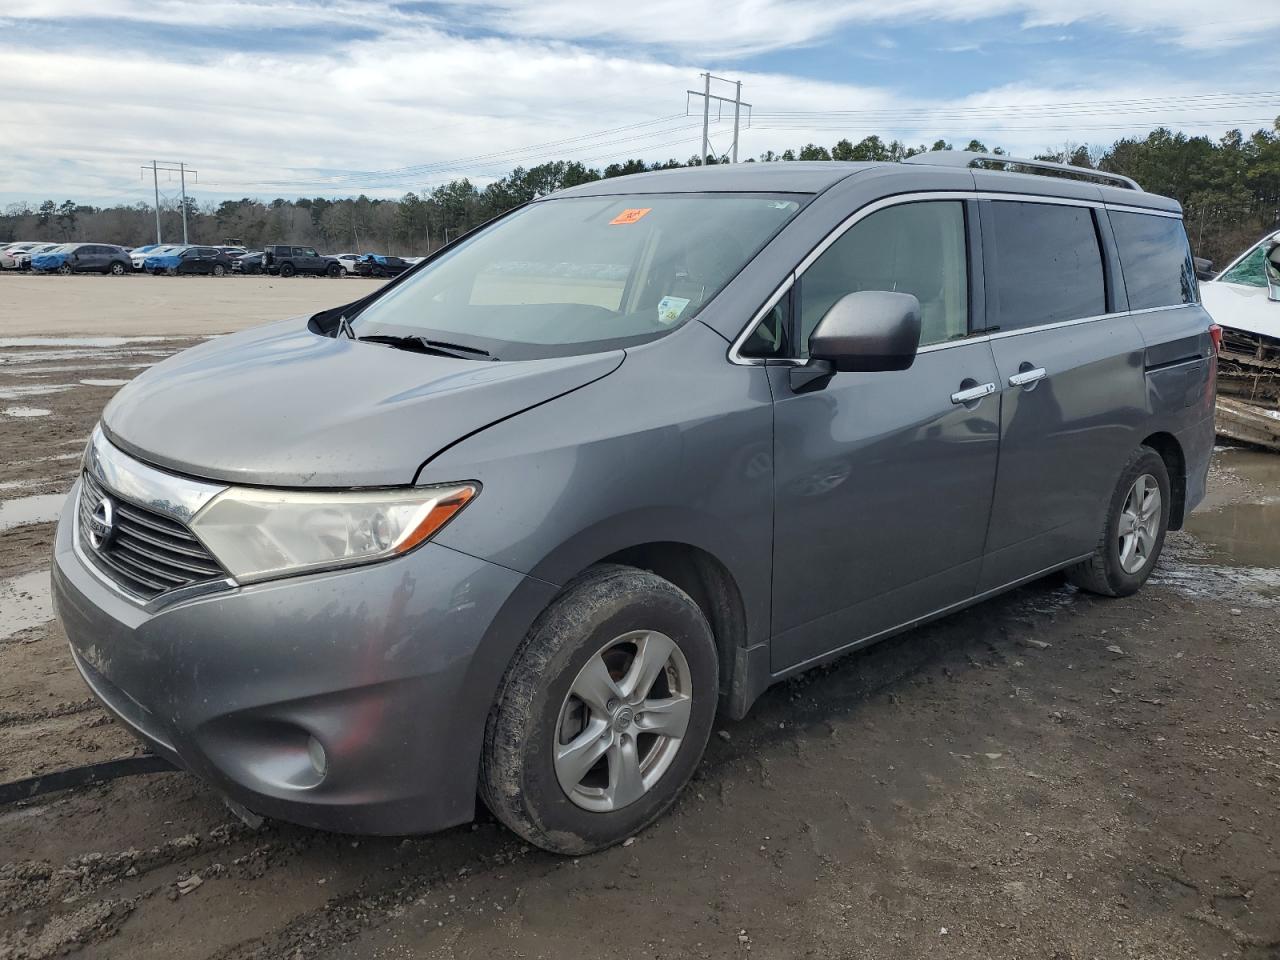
307, 735, 327, 778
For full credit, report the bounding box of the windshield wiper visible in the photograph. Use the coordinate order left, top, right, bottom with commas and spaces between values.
355, 334, 496, 361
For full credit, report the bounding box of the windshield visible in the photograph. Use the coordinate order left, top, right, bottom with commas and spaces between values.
351, 193, 804, 359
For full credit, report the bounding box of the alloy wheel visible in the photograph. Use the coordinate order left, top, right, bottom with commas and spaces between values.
554, 630, 692, 813
1117, 473, 1161, 574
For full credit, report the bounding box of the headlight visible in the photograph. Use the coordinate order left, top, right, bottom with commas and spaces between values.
189, 484, 476, 583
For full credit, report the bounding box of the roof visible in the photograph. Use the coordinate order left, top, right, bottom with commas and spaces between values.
550, 161, 886, 197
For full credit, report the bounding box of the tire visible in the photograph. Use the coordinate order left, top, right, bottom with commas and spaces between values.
279, 262, 296, 278
57, 264, 72, 276
480, 564, 718, 855
339, 267, 349, 277
1067, 446, 1171, 597
109, 261, 126, 276
212, 263, 226, 277
326, 263, 341, 278
372, 266, 386, 278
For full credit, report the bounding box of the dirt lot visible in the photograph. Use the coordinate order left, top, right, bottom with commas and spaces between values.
0, 274, 378, 337
0, 287, 1277, 959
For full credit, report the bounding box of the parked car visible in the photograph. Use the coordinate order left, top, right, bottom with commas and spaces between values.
1, 241, 45, 269
261, 244, 342, 277
1200, 229, 1280, 340
53, 154, 1215, 855
144, 245, 235, 276
231, 250, 264, 274
352, 253, 411, 277
131, 244, 179, 271
11, 242, 60, 271
31, 243, 131, 275
331, 253, 364, 276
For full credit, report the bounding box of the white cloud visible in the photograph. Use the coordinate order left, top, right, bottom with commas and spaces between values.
1, 2, 1277, 205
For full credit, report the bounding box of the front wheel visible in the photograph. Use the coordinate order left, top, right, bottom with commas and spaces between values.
480, 564, 718, 855
212, 263, 226, 276
326, 263, 341, 278
1068, 446, 1171, 597
109, 261, 126, 276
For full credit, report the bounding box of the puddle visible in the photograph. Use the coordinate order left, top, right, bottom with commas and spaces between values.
0, 569, 53, 641
4, 407, 51, 418
0, 493, 64, 530
79, 378, 129, 387
1163, 447, 1280, 603
0, 336, 172, 348
0, 383, 74, 400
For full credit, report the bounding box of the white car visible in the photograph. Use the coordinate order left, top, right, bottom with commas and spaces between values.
131, 244, 179, 271
1, 241, 44, 269
331, 253, 364, 276
1200, 230, 1280, 339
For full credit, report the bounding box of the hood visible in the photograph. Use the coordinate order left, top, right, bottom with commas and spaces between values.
1201, 281, 1280, 340
102, 318, 624, 487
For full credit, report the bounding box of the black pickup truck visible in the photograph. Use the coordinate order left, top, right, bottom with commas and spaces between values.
261, 245, 342, 278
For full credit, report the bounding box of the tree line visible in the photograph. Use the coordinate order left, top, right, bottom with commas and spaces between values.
4, 121, 1278, 267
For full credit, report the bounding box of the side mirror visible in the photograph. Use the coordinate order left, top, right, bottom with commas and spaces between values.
792, 291, 922, 391
1193, 257, 1215, 282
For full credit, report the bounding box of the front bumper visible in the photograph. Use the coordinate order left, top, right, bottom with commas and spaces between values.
53, 485, 557, 834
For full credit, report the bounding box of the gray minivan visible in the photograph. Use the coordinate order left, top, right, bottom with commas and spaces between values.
53, 153, 1217, 854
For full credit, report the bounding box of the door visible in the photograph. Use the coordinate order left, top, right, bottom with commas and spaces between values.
976, 199, 1148, 591
297, 246, 321, 273
764, 199, 1002, 671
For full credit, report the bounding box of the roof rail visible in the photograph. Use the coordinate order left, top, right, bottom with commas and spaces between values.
902, 151, 1142, 192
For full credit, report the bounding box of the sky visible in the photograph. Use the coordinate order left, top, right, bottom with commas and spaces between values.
3, 0, 1280, 207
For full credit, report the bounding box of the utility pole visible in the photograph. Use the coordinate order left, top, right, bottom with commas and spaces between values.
140, 161, 198, 245
150, 161, 161, 244
686, 74, 751, 164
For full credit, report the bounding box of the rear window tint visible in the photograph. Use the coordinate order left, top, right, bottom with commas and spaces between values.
1109, 211, 1198, 309
984, 201, 1106, 331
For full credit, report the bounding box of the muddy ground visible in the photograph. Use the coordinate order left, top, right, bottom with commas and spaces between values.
0, 322, 1278, 959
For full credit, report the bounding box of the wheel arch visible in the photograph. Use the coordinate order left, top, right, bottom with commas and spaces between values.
592, 541, 749, 709
1141, 431, 1187, 529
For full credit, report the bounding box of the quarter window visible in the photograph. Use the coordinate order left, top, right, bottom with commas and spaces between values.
984, 201, 1106, 330
795, 200, 969, 356
1109, 211, 1197, 308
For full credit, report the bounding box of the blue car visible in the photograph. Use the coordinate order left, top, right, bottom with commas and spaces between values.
31, 243, 131, 275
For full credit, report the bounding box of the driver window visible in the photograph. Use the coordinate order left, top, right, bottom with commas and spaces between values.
797, 201, 969, 356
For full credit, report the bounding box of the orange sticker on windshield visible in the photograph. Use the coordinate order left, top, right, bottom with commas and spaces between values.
609, 207, 652, 225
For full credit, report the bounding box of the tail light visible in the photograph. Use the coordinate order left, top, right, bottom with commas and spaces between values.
1208, 323, 1223, 355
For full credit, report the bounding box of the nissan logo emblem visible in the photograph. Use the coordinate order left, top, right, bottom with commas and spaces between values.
88, 496, 115, 549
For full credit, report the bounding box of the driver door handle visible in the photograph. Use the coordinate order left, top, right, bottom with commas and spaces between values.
1008, 367, 1047, 387
951, 382, 996, 404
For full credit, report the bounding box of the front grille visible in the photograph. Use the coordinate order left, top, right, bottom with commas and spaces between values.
79, 471, 226, 599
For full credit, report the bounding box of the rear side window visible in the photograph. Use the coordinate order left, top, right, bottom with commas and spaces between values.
796, 200, 969, 355
1109, 211, 1197, 308
984, 201, 1106, 330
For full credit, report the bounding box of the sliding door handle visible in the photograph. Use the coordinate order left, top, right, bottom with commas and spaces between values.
1008, 367, 1047, 387
951, 382, 996, 404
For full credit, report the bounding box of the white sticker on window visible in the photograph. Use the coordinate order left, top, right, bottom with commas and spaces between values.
657, 296, 691, 325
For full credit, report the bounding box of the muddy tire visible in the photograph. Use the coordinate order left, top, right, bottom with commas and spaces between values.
1067, 446, 1171, 597
480, 564, 718, 855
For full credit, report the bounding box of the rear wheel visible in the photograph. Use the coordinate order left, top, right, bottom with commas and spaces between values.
57, 264, 72, 276
480, 564, 718, 855
1067, 446, 1171, 597
279, 262, 296, 278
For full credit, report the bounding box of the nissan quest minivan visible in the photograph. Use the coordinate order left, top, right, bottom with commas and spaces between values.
53, 153, 1217, 854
